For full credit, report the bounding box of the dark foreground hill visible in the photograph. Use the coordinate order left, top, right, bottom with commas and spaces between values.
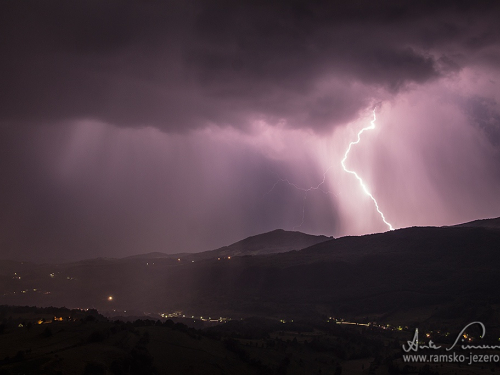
0, 305, 348, 375
2, 305, 500, 375
0, 305, 435, 375
1, 218, 500, 325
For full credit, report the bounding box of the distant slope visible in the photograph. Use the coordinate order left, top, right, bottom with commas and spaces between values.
452, 216, 500, 229
180, 223, 500, 317
124, 229, 331, 261
2, 218, 500, 322
124, 251, 188, 260
188, 229, 331, 260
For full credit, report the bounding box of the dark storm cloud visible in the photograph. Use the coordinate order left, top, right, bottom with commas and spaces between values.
1, 0, 498, 132
1, 1, 500, 262
461, 95, 500, 148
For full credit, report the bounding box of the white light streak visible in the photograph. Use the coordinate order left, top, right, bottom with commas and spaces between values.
267, 166, 335, 230
341, 110, 394, 231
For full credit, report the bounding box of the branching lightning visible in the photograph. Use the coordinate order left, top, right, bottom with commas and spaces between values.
341, 110, 394, 231
267, 166, 335, 230
266, 166, 334, 196
267, 109, 393, 232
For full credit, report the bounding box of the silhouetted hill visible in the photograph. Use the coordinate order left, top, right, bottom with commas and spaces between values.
1, 218, 500, 325
452, 216, 500, 229
188, 229, 331, 260
0, 305, 365, 375
123, 251, 188, 260
123, 229, 331, 261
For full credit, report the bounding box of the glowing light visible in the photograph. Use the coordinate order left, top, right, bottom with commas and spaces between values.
267, 166, 335, 230
108, 296, 113, 301
267, 166, 333, 196
341, 110, 394, 231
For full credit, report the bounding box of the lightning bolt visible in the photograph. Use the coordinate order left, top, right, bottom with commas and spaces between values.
266, 166, 333, 196
341, 110, 394, 231
267, 166, 335, 230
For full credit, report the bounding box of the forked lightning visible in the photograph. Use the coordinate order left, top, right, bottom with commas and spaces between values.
341, 110, 394, 231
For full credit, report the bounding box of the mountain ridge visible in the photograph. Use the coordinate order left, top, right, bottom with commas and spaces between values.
123, 229, 331, 261
451, 216, 500, 229
1, 216, 500, 321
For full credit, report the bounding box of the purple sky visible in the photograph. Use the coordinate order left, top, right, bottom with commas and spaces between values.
1, 1, 500, 261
